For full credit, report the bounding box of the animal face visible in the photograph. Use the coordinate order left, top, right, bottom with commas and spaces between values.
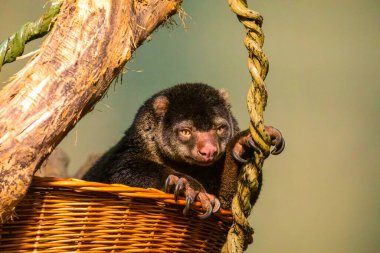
163, 117, 232, 166
149, 83, 238, 166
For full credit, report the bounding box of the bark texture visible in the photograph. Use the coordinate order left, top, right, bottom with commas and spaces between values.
0, 0, 181, 222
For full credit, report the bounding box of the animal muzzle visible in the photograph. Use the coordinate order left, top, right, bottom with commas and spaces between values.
196, 132, 218, 163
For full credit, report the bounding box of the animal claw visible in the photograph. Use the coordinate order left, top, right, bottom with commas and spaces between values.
183, 196, 194, 215
198, 203, 213, 219
248, 138, 260, 153
174, 179, 185, 201
265, 126, 285, 155
164, 176, 173, 193
232, 132, 259, 163
271, 137, 285, 155
232, 150, 248, 163
164, 174, 219, 219
213, 198, 221, 213
196, 192, 220, 219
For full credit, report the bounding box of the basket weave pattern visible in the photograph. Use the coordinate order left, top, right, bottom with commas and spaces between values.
0, 177, 232, 252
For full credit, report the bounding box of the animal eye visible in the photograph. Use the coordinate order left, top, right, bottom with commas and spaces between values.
179, 129, 191, 137
216, 125, 226, 135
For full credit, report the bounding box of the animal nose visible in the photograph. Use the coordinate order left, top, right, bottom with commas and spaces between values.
198, 143, 217, 160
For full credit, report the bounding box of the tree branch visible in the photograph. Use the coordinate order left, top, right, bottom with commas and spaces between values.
0, 0, 182, 222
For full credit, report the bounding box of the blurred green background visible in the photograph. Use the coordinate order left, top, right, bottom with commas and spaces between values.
1, 0, 379, 252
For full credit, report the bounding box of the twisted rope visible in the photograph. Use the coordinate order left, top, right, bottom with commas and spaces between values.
0, 0, 62, 70
222, 0, 272, 251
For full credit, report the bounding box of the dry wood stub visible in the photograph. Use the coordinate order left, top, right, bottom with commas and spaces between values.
0, 0, 182, 222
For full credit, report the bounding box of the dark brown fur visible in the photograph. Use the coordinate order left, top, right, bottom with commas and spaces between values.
83, 83, 277, 215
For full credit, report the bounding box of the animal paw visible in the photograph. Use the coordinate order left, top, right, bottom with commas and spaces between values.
232, 127, 285, 162
232, 131, 260, 163
165, 174, 220, 219
265, 126, 285, 155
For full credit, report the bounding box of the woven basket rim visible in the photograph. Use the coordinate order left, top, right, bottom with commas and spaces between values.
31, 176, 233, 222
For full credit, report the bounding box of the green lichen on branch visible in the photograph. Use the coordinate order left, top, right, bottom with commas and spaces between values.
0, 0, 62, 70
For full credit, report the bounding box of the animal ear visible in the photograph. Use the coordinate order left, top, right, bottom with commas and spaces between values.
153, 95, 169, 117
218, 88, 231, 108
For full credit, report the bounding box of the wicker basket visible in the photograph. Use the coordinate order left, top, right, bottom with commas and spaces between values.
0, 177, 232, 252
